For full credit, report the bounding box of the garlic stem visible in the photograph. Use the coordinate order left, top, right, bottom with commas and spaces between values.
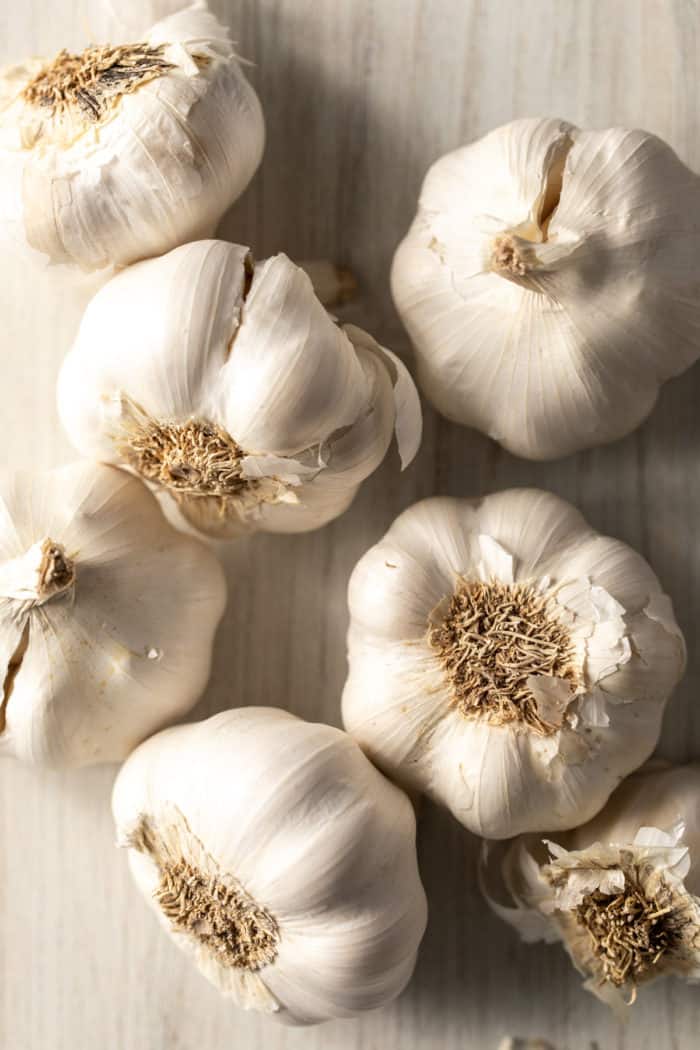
299, 260, 358, 307
0, 539, 75, 606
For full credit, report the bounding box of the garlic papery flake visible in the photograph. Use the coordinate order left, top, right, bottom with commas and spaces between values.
391, 118, 700, 460
58, 239, 422, 537
482, 763, 700, 1009
0, 4, 264, 272
0, 462, 225, 767
341, 489, 685, 839
112, 707, 428, 1025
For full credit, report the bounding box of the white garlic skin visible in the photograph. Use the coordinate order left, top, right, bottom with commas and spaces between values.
392, 118, 700, 460
342, 489, 686, 839
58, 239, 422, 538
0, 462, 225, 767
112, 707, 428, 1025
0, 4, 264, 272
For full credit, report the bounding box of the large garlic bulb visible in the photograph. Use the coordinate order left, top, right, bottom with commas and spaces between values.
483, 763, 700, 1008
0, 3, 264, 271
392, 118, 700, 459
0, 462, 225, 767
342, 489, 685, 838
58, 239, 422, 537
112, 706, 428, 1025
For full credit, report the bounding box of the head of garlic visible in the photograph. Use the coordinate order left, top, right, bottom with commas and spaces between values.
391, 118, 700, 460
342, 489, 685, 839
0, 462, 225, 767
0, 3, 264, 272
58, 239, 422, 538
482, 763, 700, 1009
112, 706, 428, 1025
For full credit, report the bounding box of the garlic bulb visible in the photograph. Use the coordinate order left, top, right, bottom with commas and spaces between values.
342, 489, 685, 838
0, 462, 225, 767
391, 118, 700, 459
483, 763, 700, 1008
58, 239, 422, 537
112, 706, 428, 1025
0, 4, 264, 271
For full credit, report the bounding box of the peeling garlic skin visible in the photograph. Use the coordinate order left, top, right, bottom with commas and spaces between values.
0, 462, 226, 767
392, 117, 700, 460
0, 4, 264, 272
484, 764, 700, 1009
342, 489, 686, 839
58, 239, 422, 538
112, 707, 428, 1025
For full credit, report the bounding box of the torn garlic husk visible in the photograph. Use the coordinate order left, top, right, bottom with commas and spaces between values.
58, 239, 422, 538
341, 489, 685, 838
482, 763, 700, 1010
0, 462, 225, 767
0, 3, 264, 272
112, 707, 428, 1025
391, 117, 700, 460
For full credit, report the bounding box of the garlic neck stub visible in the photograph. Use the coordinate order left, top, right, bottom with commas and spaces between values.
483, 764, 700, 1008
0, 462, 225, 767
429, 578, 579, 736
342, 489, 686, 839
391, 117, 700, 459
112, 708, 428, 1025
58, 239, 422, 538
0, 6, 265, 271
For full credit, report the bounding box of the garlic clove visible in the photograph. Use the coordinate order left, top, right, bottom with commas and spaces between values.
0, 462, 225, 767
0, 5, 264, 272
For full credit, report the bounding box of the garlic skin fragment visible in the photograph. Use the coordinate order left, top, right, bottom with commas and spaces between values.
483, 763, 700, 1009
58, 239, 422, 538
0, 4, 264, 272
391, 118, 700, 460
0, 462, 225, 767
112, 707, 428, 1025
342, 489, 685, 839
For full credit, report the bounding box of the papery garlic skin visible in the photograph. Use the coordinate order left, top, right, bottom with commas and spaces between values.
0, 462, 225, 767
0, 4, 264, 272
58, 239, 422, 537
392, 118, 700, 460
112, 707, 428, 1025
342, 489, 685, 839
483, 763, 700, 1008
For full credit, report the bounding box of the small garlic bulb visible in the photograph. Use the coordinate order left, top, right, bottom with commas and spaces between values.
392, 118, 700, 459
342, 489, 685, 838
112, 706, 428, 1025
0, 462, 225, 767
483, 763, 700, 1009
58, 239, 422, 537
0, 4, 264, 271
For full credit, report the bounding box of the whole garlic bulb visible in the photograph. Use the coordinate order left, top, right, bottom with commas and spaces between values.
112, 706, 428, 1025
58, 239, 422, 537
0, 3, 264, 272
392, 118, 700, 459
0, 462, 225, 767
483, 763, 700, 1008
342, 489, 685, 838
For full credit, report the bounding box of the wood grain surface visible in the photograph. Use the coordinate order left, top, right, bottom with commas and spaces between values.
2, 2, 700, 1048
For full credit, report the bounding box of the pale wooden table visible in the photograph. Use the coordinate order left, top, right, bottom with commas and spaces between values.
2, 2, 700, 1048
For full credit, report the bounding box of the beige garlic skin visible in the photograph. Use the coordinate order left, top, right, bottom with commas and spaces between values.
392, 118, 700, 459
112, 707, 428, 1025
58, 239, 421, 538
342, 489, 685, 839
483, 763, 700, 1009
0, 462, 225, 767
0, 4, 264, 272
